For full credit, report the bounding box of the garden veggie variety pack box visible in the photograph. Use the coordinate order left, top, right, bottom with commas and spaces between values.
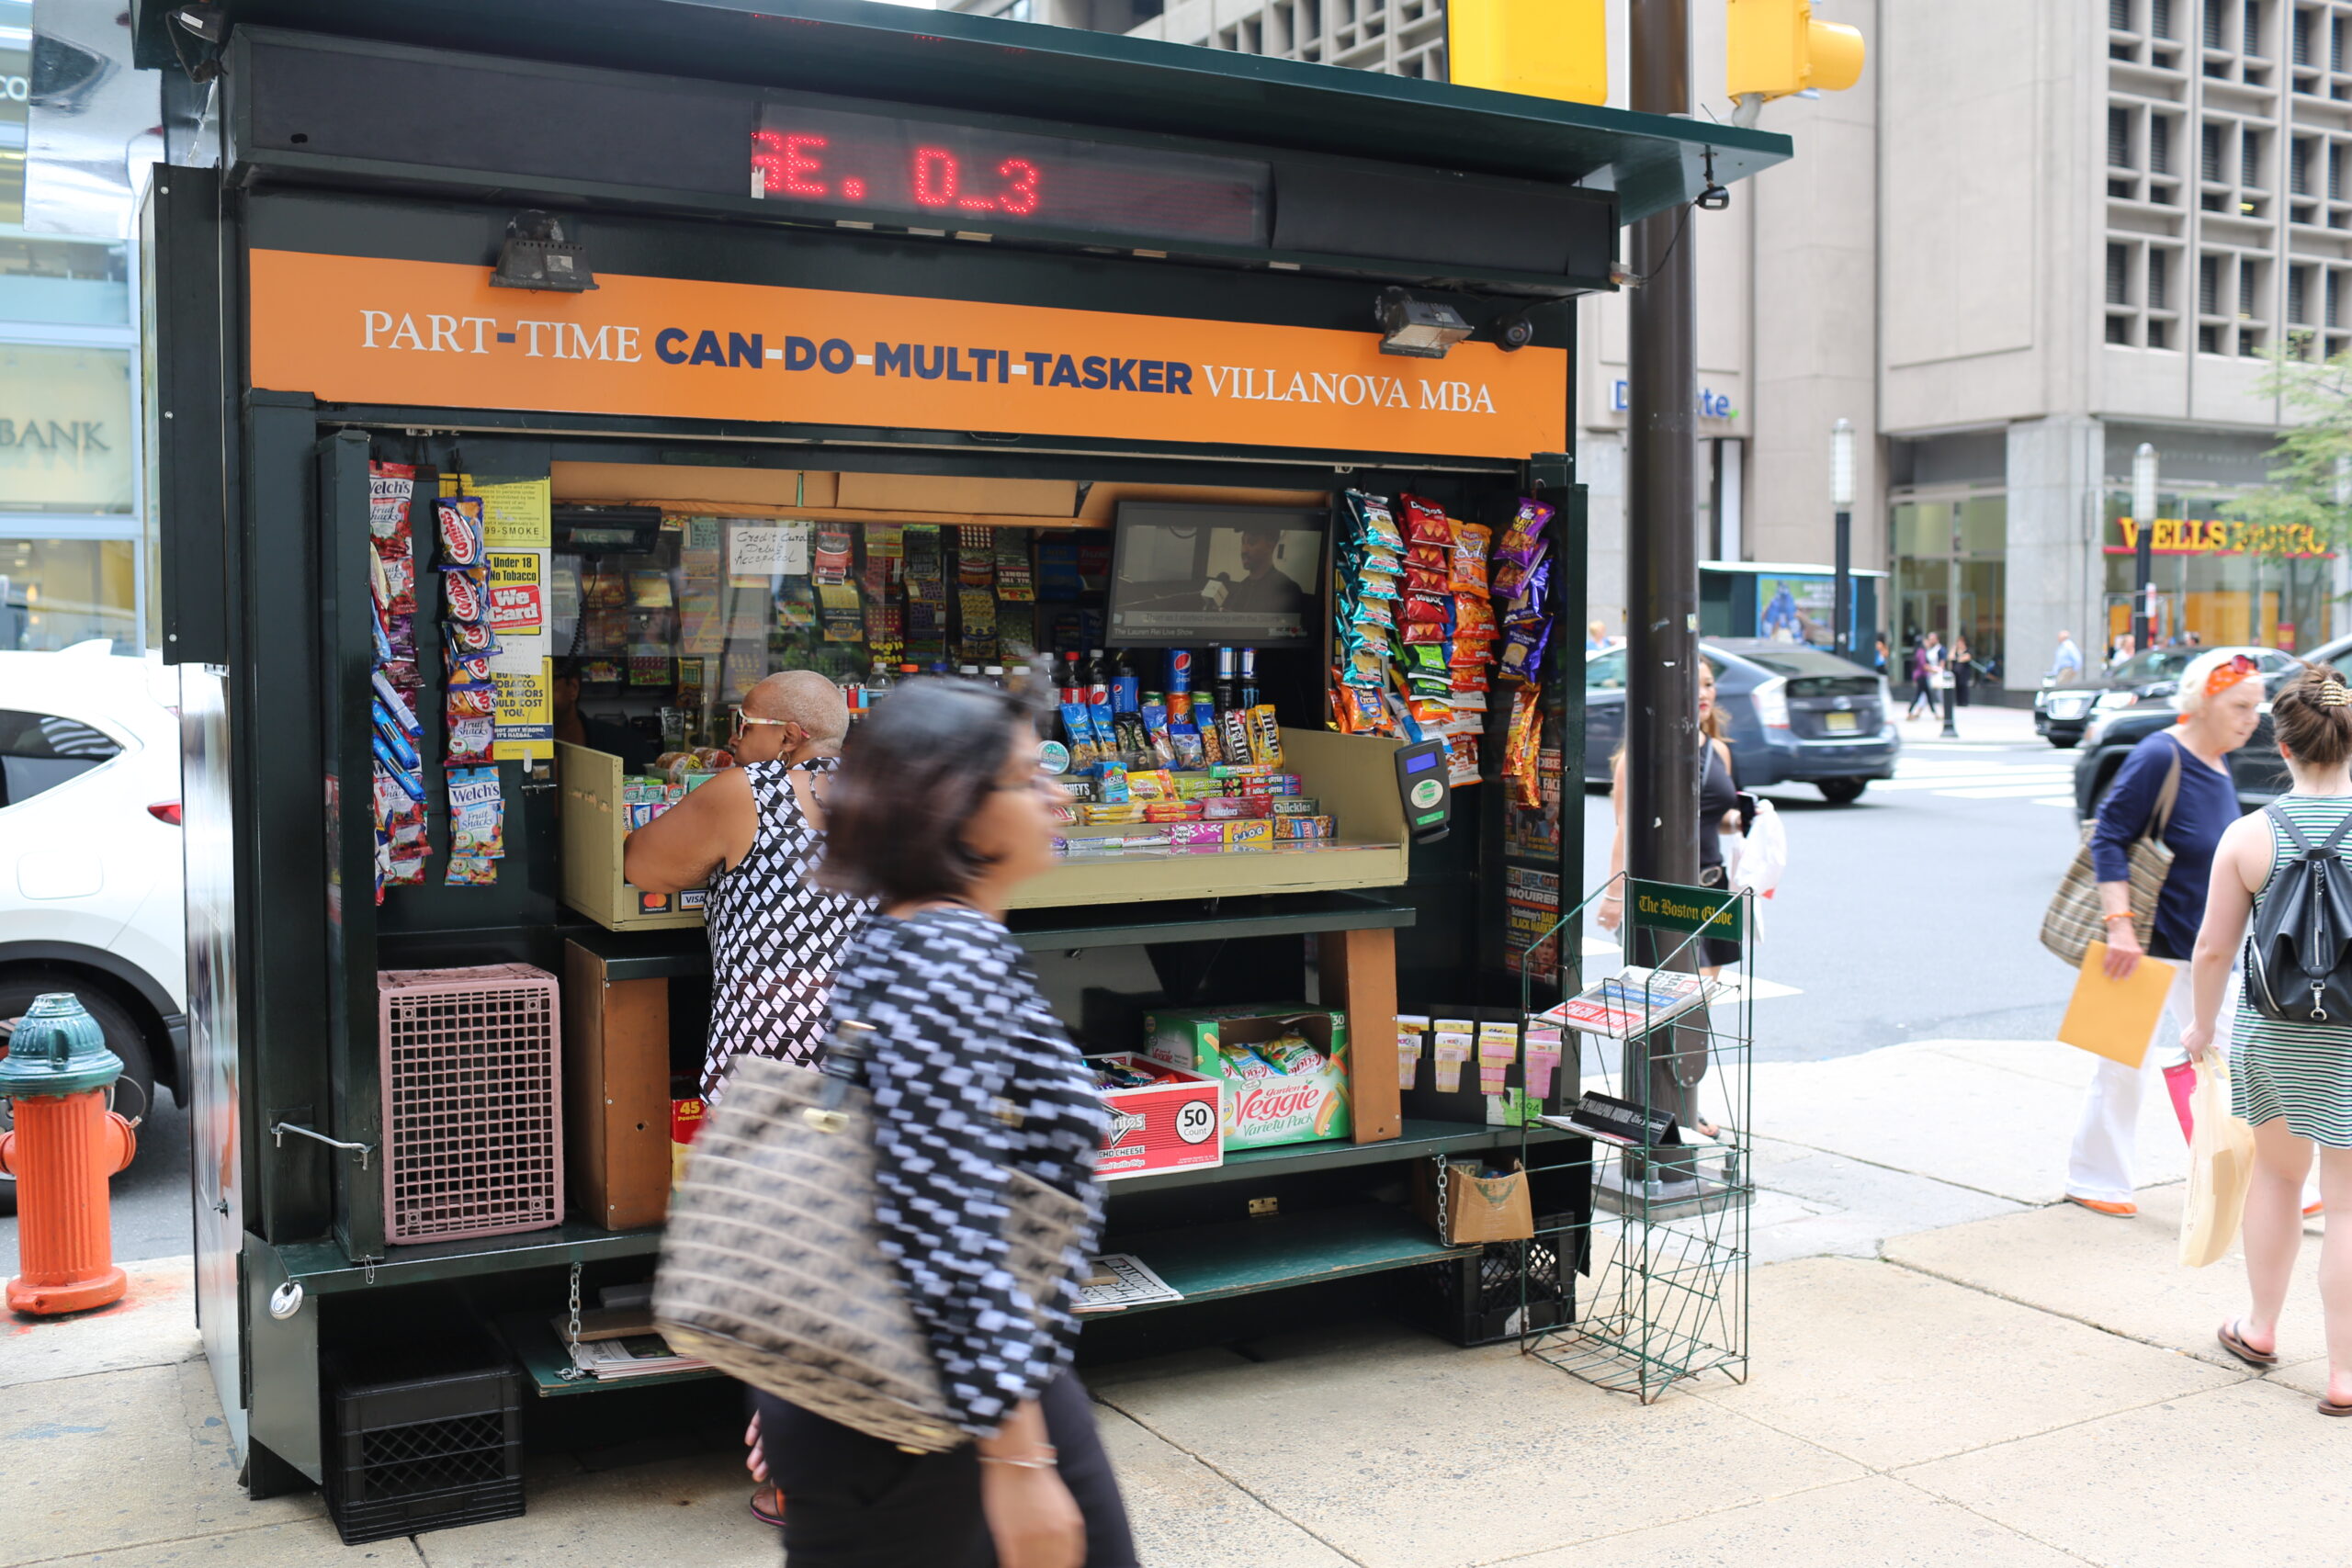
1140, 1005, 1351, 1150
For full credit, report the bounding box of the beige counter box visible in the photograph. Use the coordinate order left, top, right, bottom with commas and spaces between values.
560, 729, 1409, 929
557, 741, 707, 931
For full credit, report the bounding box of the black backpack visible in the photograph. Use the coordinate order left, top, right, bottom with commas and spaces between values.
2243, 803, 2352, 1024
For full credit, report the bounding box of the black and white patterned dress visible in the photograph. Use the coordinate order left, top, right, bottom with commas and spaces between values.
698, 757, 869, 1100
828, 905, 1107, 1437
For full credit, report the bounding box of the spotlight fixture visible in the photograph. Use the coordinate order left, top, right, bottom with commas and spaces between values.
1696, 183, 1731, 212
171, 5, 227, 43
1374, 288, 1473, 360
490, 211, 598, 294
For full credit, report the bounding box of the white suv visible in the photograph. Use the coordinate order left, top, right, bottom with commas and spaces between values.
0, 643, 185, 1214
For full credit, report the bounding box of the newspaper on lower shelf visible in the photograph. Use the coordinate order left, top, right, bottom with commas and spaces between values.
558, 1324, 709, 1380
1536, 965, 1721, 1039
1076, 1253, 1183, 1313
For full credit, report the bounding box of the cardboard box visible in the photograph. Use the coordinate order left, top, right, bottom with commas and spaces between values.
1088, 1054, 1224, 1180
1142, 1005, 1351, 1150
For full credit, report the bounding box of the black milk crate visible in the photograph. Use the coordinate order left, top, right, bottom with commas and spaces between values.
324, 1338, 525, 1545
1401, 1213, 1578, 1348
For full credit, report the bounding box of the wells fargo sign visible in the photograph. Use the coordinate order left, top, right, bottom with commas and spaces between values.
2107, 516, 2332, 559
245, 250, 1568, 460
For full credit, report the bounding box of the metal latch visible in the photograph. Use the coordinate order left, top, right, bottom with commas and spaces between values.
269, 1122, 374, 1170
1247, 1196, 1278, 1217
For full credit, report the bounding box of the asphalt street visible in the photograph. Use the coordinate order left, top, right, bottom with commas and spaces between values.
3, 705, 2093, 1273
1580, 702, 2089, 1064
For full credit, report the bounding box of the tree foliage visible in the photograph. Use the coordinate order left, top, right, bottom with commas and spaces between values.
2241, 346, 2352, 543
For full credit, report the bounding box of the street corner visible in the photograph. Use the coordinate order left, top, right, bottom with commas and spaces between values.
2, 1255, 201, 1391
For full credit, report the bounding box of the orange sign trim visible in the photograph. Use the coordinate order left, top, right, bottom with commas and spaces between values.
246, 250, 1567, 461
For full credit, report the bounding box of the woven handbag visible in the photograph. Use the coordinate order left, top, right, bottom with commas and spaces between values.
652, 1021, 1084, 1453
2040, 739, 2181, 966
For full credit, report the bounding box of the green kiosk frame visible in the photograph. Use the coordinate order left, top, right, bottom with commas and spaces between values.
135, 0, 1789, 1497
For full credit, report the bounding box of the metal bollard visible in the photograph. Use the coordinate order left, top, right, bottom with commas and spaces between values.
0, 993, 137, 1315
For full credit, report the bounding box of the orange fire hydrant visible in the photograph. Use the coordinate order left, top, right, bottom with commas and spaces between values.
0, 992, 136, 1314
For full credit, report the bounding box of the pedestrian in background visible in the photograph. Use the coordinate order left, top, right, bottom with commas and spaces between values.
745, 677, 1136, 1568
2109, 631, 2137, 671
2063, 649, 2264, 1218
1951, 634, 1975, 707
1587, 620, 1611, 654
2048, 629, 2083, 684
1906, 632, 1943, 720
1873, 632, 1890, 675
2182, 662, 2352, 1414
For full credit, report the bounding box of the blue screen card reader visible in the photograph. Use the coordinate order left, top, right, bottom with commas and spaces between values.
1393, 739, 1452, 843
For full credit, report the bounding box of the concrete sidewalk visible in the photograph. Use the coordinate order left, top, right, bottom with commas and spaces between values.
4, 1038, 2341, 1568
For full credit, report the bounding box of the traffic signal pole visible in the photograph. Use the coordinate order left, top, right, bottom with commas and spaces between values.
1624, 0, 1703, 1150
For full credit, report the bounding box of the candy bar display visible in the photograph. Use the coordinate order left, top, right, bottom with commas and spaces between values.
1329, 490, 1555, 791
367, 462, 427, 898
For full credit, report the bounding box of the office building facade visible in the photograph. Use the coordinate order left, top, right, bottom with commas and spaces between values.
949, 0, 2349, 688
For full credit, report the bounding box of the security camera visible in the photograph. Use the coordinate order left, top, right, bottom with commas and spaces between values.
1491, 310, 1537, 352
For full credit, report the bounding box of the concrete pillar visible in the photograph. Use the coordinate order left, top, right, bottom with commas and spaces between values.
2004, 415, 2102, 694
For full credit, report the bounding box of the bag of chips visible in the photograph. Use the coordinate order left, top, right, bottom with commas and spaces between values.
1450, 521, 1493, 596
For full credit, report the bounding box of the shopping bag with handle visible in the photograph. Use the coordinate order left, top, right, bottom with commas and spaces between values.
2178, 1057, 2257, 1268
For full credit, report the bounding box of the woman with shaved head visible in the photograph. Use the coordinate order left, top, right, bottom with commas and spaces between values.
625, 669, 872, 1101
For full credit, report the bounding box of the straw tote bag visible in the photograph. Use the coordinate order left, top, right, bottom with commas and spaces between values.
2040, 739, 2181, 966
652, 1022, 1084, 1453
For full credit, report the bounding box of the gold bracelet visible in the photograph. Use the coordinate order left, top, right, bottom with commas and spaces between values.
2101, 912, 2134, 923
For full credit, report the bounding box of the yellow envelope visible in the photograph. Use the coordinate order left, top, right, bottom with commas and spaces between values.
2057, 942, 2177, 1068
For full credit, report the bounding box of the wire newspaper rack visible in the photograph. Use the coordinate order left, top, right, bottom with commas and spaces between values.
1510, 871, 1754, 1404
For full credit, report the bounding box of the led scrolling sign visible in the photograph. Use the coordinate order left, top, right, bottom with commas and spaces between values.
752, 103, 1272, 248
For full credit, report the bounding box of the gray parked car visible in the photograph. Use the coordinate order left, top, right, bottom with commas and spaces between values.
1583, 638, 1900, 805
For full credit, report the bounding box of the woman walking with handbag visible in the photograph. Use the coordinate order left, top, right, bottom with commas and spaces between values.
746, 676, 1133, 1567
2063, 649, 2264, 1216
2181, 664, 2352, 1416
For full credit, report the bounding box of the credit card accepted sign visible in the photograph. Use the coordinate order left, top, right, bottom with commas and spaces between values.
247, 251, 1567, 460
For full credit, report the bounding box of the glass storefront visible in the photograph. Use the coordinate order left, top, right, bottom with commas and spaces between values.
2098, 491, 2334, 654
1890, 491, 2008, 673
0, 535, 133, 649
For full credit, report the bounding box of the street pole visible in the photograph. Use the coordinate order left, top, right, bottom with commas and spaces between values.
2132, 443, 2158, 655
1831, 418, 1855, 660
1624, 0, 1700, 1171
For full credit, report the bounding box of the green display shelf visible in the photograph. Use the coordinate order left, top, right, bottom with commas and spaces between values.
1093, 1204, 1473, 1316
1104, 1118, 1568, 1196
496, 1309, 724, 1398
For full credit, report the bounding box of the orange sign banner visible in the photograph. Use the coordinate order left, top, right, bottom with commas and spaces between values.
247, 251, 1566, 460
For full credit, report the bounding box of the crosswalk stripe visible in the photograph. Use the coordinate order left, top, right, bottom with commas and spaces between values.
1935, 782, 2091, 799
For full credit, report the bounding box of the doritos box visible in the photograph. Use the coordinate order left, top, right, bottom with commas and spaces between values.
1086, 1054, 1223, 1180
1141, 1005, 1351, 1150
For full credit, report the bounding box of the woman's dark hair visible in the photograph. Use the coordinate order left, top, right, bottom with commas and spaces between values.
818, 677, 1035, 904
2273, 661, 2352, 768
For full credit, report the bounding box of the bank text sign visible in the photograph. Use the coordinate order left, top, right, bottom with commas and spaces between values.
247, 251, 1567, 460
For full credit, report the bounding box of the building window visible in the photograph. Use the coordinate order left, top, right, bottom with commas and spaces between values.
2201, 322, 2222, 352
2297, 3, 2315, 62
2111, 107, 2133, 168
2294, 136, 2314, 192
2244, 129, 2266, 186
2109, 315, 2134, 344
2291, 264, 2310, 321
2245, 0, 2265, 54
2330, 269, 2343, 327
2109, 243, 2132, 305
2207, 0, 2226, 47
2334, 141, 2346, 198
2241, 262, 2261, 318
2113, 0, 2133, 27
2156, 0, 2176, 38
0, 539, 137, 653
2151, 246, 2172, 309
2150, 319, 2171, 348
2201, 252, 2222, 314
2153, 115, 2175, 173
2205, 120, 2226, 180
0, 346, 131, 516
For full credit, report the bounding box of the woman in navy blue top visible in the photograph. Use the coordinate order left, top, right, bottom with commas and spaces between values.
2065, 649, 2265, 1216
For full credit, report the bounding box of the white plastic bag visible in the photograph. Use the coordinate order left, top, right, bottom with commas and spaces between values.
2179, 1057, 2256, 1268
1729, 798, 1787, 901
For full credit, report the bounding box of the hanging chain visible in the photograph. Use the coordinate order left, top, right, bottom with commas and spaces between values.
557, 1260, 584, 1382
1433, 1153, 1451, 1245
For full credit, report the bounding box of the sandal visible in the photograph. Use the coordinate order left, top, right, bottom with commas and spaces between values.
750, 1485, 786, 1528
2218, 1319, 2279, 1370
2319, 1399, 2352, 1417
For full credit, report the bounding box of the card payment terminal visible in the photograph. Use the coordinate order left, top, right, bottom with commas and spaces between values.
1393, 738, 1452, 843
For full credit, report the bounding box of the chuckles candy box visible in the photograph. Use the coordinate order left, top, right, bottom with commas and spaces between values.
1085, 1054, 1224, 1180
1141, 1006, 1351, 1150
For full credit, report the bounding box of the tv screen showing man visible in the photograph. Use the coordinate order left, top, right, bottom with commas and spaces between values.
1107, 504, 1322, 647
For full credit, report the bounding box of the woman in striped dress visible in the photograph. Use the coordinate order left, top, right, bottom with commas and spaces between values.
2185, 663, 2352, 1417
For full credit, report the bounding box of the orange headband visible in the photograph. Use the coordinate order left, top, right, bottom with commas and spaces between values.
2203, 653, 2258, 698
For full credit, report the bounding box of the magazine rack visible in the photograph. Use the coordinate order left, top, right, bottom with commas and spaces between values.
1509, 872, 1754, 1404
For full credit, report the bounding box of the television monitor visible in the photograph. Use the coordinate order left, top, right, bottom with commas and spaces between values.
1105, 502, 1324, 649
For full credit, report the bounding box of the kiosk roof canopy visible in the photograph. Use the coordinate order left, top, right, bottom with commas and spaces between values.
137, 0, 1789, 224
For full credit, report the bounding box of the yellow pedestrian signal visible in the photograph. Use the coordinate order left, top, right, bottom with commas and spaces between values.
1726, 0, 1864, 118
1447, 0, 1608, 107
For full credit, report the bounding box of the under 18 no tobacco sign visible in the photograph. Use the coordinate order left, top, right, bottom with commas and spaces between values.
246, 251, 1567, 461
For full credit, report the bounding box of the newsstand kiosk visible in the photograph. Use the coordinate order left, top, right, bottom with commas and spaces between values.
137, 0, 1789, 1524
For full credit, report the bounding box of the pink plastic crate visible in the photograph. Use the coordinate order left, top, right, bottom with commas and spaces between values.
378, 964, 563, 1244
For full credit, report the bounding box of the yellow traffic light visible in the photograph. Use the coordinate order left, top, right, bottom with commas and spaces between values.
1726, 0, 1864, 118
1448, 0, 1608, 107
